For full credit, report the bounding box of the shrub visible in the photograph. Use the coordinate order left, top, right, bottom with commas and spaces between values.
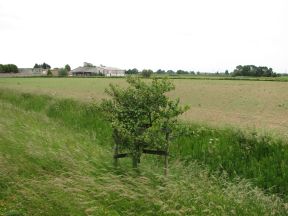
101, 77, 189, 168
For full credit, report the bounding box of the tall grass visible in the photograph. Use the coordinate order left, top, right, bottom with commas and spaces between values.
172, 125, 288, 200
1, 89, 288, 201
0, 89, 112, 146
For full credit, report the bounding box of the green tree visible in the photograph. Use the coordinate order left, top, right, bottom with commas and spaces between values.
125, 68, 139, 75
141, 69, 153, 78
232, 65, 276, 77
176, 70, 189, 74
156, 69, 166, 74
65, 64, 71, 72
33, 63, 51, 69
58, 68, 68, 76
33, 63, 39, 68
42, 62, 51, 69
47, 69, 53, 76
101, 77, 189, 169
0, 64, 18, 73
167, 70, 175, 75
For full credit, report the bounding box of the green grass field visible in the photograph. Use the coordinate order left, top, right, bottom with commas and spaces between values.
1, 77, 288, 135
1, 89, 288, 215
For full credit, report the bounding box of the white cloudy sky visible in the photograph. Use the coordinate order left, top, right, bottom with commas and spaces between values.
0, 0, 287, 72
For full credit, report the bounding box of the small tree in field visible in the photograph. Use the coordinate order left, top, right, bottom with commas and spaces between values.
101, 77, 189, 172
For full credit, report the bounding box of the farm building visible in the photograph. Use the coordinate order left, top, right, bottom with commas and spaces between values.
70, 65, 125, 77
7, 68, 48, 76
32, 68, 48, 76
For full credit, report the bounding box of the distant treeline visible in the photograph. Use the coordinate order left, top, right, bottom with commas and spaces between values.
0, 64, 18, 73
232, 65, 277, 77
125, 68, 197, 75
126, 65, 279, 77
126, 68, 229, 76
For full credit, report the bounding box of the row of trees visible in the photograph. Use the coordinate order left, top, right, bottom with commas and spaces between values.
126, 66, 278, 78
33, 62, 51, 69
0, 64, 18, 73
232, 65, 277, 77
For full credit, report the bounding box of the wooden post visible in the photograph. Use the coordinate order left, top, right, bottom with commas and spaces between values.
114, 144, 119, 167
132, 155, 138, 168
164, 127, 170, 176
164, 151, 168, 176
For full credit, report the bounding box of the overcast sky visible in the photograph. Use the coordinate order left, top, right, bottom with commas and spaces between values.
0, 0, 287, 73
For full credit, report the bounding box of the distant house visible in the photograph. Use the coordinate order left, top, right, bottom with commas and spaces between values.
70, 66, 99, 76
70, 65, 125, 77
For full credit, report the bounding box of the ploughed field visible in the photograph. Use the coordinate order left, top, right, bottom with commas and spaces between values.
0, 77, 288, 135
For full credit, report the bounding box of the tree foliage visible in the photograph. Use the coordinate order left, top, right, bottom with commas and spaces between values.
125, 68, 139, 75
65, 64, 71, 72
0, 64, 18, 73
58, 68, 68, 76
167, 70, 175, 75
156, 69, 166, 74
141, 69, 153, 78
47, 69, 53, 76
101, 77, 189, 167
176, 70, 189, 74
233, 65, 277, 77
33, 62, 51, 69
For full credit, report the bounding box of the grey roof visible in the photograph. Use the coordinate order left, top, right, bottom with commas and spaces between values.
71, 66, 125, 73
71, 67, 99, 73
98, 66, 124, 71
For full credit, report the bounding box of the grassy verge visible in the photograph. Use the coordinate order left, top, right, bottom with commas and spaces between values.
1, 89, 288, 215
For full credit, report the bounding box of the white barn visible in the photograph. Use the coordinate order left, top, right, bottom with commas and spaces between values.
70, 64, 125, 77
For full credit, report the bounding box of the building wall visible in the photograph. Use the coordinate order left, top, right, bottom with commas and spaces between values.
104, 69, 125, 76
50, 69, 59, 76
32, 68, 48, 75
70, 66, 125, 77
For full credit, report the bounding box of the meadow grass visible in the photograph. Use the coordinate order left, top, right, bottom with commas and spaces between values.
1, 90, 288, 215
1, 77, 288, 136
